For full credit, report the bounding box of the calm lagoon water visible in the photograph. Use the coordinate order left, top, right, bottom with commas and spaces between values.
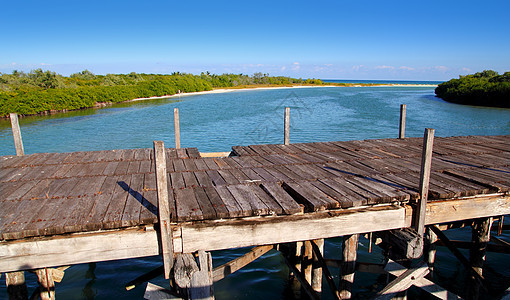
1, 85, 509, 299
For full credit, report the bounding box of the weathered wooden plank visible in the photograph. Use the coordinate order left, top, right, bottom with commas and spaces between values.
120, 173, 146, 227
282, 181, 338, 212
260, 182, 303, 215
214, 186, 247, 217
170, 172, 185, 189
194, 171, 215, 187
193, 187, 218, 220
182, 171, 199, 188
175, 188, 204, 221
205, 170, 227, 186
217, 169, 241, 185
203, 186, 230, 219
227, 184, 269, 216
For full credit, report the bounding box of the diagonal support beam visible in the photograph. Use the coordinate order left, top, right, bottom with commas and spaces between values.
375, 262, 429, 299
213, 245, 273, 282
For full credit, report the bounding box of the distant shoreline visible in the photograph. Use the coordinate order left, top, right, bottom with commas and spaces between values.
128, 84, 438, 102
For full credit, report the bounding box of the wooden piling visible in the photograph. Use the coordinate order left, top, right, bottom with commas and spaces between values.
9, 113, 24, 156
311, 239, 324, 295
340, 234, 359, 299
153, 141, 174, 279
36, 268, 55, 300
5, 271, 28, 300
174, 108, 181, 149
284, 107, 290, 145
469, 217, 493, 299
424, 226, 438, 274
399, 104, 406, 139
302, 240, 314, 297
415, 128, 434, 237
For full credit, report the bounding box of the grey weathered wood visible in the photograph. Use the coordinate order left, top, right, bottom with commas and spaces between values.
424, 226, 438, 273
36, 268, 55, 300
415, 128, 434, 237
190, 251, 214, 300
379, 228, 423, 259
284, 107, 290, 145
154, 141, 174, 279
469, 217, 493, 300
9, 113, 24, 156
174, 108, 181, 149
311, 239, 324, 295
340, 234, 359, 299
174, 253, 199, 289
213, 245, 273, 282
399, 104, 406, 139
310, 239, 341, 299
5, 271, 28, 300
384, 259, 460, 299
375, 262, 429, 299
144, 282, 179, 300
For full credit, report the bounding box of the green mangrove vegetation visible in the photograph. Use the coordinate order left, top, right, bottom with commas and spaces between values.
0, 70, 322, 117
435, 70, 510, 108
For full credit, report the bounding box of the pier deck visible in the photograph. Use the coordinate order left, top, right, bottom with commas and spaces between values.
1, 135, 509, 274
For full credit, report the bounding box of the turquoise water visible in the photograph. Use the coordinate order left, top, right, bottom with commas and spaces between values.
1, 86, 509, 299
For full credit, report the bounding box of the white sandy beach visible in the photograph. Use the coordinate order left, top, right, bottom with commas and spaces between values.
128, 84, 437, 102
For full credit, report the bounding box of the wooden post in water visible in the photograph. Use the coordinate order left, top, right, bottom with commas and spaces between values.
469, 217, 493, 299
174, 108, 181, 149
303, 241, 313, 289
340, 234, 359, 299
284, 107, 290, 145
5, 271, 28, 300
153, 141, 174, 279
415, 128, 434, 237
399, 104, 406, 139
36, 268, 55, 300
311, 239, 324, 296
424, 226, 438, 274
9, 113, 24, 156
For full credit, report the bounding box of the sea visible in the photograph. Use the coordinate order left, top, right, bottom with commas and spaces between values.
1, 82, 509, 299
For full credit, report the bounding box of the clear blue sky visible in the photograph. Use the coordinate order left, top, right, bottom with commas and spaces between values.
2, 0, 509, 81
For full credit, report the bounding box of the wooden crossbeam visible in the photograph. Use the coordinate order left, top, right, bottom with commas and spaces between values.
375, 262, 429, 299
385, 259, 460, 299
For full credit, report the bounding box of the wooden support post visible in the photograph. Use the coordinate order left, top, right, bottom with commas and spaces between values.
310, 240, 341, 300
154, 141, 174, 279
424, 226, 437, 274
311, 239, 324, 295
340, 234, 359, 299
469, 217, 493, 300
190, 251, 214, 300
303, 241, 313, 287
284, 107, 290, 145
291, 241, 303, 298
36, 268, 55, 300
281, 254, 320, 300
399, 104, 406, 139
415, 128, 434, 237
174, 108, 181, 149
5, 271, 28, 300
9, 113, 24, 156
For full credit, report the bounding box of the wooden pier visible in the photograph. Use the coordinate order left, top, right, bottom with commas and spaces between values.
1, 133, 509, 299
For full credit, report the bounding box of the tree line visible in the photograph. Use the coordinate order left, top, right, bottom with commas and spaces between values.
0, 70, 323, 117
435, 70, 510, 108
